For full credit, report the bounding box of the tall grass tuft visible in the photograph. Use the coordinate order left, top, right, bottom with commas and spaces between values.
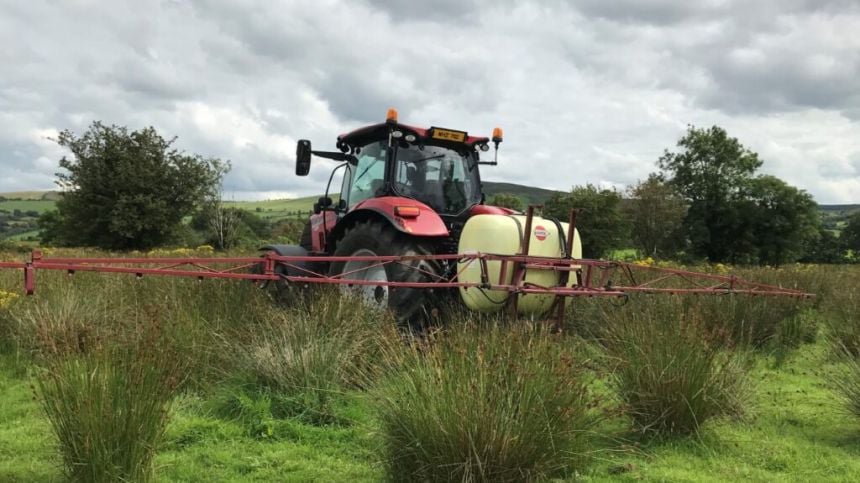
600, 296, 750, 435
832, 343, 860, 421
28, 292, 185, 483
570, 266, 815, 352
230, 291, 397, 425
824, 284, 860, 357
372, 322, 601, 482
693, 295, 806, 349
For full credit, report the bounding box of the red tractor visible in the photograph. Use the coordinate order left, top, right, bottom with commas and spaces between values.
0, 109, 812, 320
260, 108, 515, 327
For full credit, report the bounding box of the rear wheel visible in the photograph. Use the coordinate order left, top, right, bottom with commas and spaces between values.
328, 220, 440, 331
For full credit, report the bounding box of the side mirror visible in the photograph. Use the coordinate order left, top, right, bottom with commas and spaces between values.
296, 140, 312, 176
337, 199, 347, 211
318, 196, 333, 208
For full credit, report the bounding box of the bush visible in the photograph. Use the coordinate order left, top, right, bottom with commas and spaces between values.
601, 297, 750, 435
372, 322, 601, 482
30, 298, 185, 482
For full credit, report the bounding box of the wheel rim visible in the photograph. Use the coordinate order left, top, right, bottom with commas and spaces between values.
341, 248, 388, 308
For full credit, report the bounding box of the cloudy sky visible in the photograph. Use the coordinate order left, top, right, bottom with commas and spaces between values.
1, 0, 858, 203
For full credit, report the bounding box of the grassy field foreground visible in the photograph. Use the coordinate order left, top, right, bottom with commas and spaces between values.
1, 254, 859, 481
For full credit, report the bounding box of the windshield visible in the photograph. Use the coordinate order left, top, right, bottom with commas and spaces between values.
393, 144, 481, 214
347, 141, 387, 207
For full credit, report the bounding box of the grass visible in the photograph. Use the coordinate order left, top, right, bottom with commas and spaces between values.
225, 293, 397, 426
23, 288, 188, 482
1, 255, 860, 481
5, 333, 860, 481
372, 323, 602, 482
600, 297, 751, 435
584, 342, 860, 482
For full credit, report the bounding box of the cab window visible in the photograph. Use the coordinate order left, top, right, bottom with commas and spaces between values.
348, 141, 386, 207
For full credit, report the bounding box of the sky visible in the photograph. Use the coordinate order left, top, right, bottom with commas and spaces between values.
1, 0, 858, 203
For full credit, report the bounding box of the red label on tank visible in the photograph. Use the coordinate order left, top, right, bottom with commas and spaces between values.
534, 225, 548, 241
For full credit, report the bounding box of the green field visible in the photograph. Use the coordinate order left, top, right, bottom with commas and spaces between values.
0, 191, 61, 201
0, 259, 859, 481
0, 200, 57, 214
2, 329, 859, 481
224, 195, 335, 221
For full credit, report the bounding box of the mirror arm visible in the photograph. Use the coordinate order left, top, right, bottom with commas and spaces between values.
312, 150, 358, 164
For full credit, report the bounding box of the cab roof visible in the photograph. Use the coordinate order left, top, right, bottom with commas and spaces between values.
337, 122, 490, 149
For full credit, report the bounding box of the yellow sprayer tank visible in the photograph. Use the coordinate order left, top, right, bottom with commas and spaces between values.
457, 214, 582, 315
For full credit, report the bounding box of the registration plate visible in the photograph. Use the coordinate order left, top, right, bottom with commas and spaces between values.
430, 127, 467, 143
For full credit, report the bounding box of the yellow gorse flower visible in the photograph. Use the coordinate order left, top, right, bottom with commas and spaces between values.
0, 290, 19, 310
712, 263, 730, 274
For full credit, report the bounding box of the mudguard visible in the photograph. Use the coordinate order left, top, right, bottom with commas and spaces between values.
330, 196, 449, 247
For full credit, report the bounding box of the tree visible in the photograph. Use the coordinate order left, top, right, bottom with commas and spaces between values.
625, 174, 687, 258
44, 122, 226, 250
744, 175, 820, 265
191, 207, 269, 250
801, 228, 846, 264
659, 125, 764, 262
203, 192, 242, 250
843, 211, 860, 259
544, 184, 628, 259
487, 193, 523, 211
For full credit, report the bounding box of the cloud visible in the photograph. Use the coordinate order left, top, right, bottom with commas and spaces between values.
0, 0, 858, 204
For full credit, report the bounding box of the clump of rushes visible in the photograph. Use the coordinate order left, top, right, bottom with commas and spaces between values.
832, 343, 860, 421
825, 271, 860, 420
602, 296, 750, 435
693, 294, 805, 349
372, 321, 601, 482
30, 296, 185, 483
825, 286, 860, 357
0, 289, 20, 351
233, 291, 397, 425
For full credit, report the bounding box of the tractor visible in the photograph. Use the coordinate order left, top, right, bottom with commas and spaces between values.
260, 108, 547, 327
0, 109, 812, 319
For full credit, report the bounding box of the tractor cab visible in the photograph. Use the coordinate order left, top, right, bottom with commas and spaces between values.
295, 108, 506, 254
342, 128, 482, 215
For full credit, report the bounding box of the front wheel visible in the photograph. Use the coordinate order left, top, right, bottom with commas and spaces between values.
328, 220, 440, 331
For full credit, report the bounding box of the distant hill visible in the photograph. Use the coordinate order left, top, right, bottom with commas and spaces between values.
1, 187, 858, 240
0, 191, 61, 201
481, 182, 562, 205
819, 204, 860, 212
819, 204, 860, 234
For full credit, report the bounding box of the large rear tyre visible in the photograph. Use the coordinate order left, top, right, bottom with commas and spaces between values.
328, 220, 440, 331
